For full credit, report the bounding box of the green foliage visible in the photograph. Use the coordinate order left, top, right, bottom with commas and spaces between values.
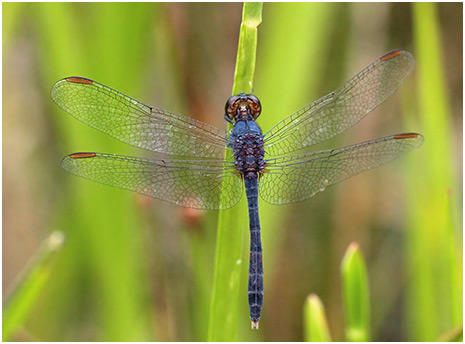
406, 2, 463, 341
303, 294, 332, 342
341, 243, 370, 341
3, 232, 65, 341
232, 2, 263, 95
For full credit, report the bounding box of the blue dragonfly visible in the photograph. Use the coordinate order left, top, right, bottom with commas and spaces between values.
52, 49, 423, 329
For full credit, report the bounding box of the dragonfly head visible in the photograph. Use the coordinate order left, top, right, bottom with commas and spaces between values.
224, 93, 261, 123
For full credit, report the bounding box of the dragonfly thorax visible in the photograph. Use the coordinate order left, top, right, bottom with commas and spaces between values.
232, 126, 265, 179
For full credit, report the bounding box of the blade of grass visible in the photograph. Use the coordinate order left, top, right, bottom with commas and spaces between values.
303, 294, 332, 342
207, 3, 262, 340
341, 242, 370, 342
232, 2, 262, 94
3, 232, 65, 341
405, 3, 462, 340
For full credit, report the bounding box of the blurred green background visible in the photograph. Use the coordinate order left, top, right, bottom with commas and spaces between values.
3, 2, 462, 341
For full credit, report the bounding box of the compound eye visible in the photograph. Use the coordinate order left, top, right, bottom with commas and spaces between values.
247, 95, 262, 119
225, 95, 241, 120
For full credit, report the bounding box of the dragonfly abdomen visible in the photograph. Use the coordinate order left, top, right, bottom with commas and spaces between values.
244, 177, 264, 329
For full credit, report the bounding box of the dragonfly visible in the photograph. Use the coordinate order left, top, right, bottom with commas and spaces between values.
52, 49, 423, 329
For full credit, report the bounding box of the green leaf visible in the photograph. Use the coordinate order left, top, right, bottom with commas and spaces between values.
3, 232, 65, 341
341, 242, 370, 342
208, 3, 263, 340
232, 2, 263, 95
303, 294, 332, 342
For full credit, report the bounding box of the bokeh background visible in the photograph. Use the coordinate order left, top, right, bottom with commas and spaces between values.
3, 2, 462, 341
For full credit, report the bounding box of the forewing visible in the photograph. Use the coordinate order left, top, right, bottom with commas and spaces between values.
52, 77, 230, 158
260, 133, 423, 204
62, 152, 242, 209
263, 50, 415, 156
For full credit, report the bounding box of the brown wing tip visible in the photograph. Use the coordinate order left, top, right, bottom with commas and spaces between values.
394, 133, 420, 139
69, 152, 97, 159
65, 77, 93, 85
380, 49, 404, 61
251, 321, 259, 330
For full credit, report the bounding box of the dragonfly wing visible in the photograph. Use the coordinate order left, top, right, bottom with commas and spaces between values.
52, 77, 230, 159
263, 50, 415, 156
259, 133, 423, 205
62, 152, 243, 210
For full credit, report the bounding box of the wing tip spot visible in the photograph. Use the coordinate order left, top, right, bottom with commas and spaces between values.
380, 49, 404, 61
394, 133, 420, 139
69, 152, 97, 159
65, 77, 94, 85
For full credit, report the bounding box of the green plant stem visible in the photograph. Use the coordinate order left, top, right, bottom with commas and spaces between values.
207, 2, 262, 340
